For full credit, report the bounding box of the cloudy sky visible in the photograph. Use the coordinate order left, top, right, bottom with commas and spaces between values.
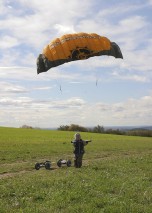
0, 0, 152, 128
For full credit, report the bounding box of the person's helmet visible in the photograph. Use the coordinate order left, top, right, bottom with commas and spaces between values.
74, 133, 81, 140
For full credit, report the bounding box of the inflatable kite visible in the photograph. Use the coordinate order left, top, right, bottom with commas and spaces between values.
37, 32, 123, 74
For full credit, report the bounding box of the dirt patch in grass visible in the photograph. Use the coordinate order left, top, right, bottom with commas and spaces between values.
0, 169, 33, 179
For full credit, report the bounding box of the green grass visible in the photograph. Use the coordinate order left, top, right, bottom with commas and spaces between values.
0, 127, 152, 213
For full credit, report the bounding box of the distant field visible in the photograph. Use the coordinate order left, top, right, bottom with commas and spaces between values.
0, 127, 152, 213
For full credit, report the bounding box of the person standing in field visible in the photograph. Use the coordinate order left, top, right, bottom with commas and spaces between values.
72, 133, 90, 168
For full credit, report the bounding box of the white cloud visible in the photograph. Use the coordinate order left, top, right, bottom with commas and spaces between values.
54, 24, 75, 35
0, 95, 152, 127
0, 35, 19, 49
97, 3, 147, 18
111, 70, 152, 83
84, 96, 152, 126
148, 0, 152, 5
33, 86, 53, 91
0, 82, 28, 94
0, 67, 36, 80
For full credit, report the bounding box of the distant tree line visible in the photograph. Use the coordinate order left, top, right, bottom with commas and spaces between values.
126, 129, 152, 137
20, 124, 152, 137
20, 125, 33, 129
20, 125, 40, 130
58, 124, 152, 137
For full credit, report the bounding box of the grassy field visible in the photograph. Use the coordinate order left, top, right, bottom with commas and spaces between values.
0, 127, 152, 213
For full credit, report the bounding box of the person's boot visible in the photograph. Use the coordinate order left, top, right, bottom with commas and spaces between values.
79, 160, 82, 168
74, 160, 77, 168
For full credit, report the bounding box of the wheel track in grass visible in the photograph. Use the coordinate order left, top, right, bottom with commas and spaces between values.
0, 167, 59, 179
0, 151, 151, 179
0, 158, 90, 179
0, 158, 70, 179
0, 160, 60, 179
0, 169, 34, 179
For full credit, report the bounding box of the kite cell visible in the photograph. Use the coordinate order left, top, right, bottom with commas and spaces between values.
37, 32, 123, 74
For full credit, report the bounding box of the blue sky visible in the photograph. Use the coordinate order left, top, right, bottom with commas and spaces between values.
0, 0, 152, 128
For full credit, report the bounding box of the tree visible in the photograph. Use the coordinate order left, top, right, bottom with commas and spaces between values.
93, 125, 104, 133
58, 125, 69, 131
20, 125, 33, 129
68, 124, 88, 132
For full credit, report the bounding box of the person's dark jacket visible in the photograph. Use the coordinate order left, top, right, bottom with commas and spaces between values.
73, 139, 87, 154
